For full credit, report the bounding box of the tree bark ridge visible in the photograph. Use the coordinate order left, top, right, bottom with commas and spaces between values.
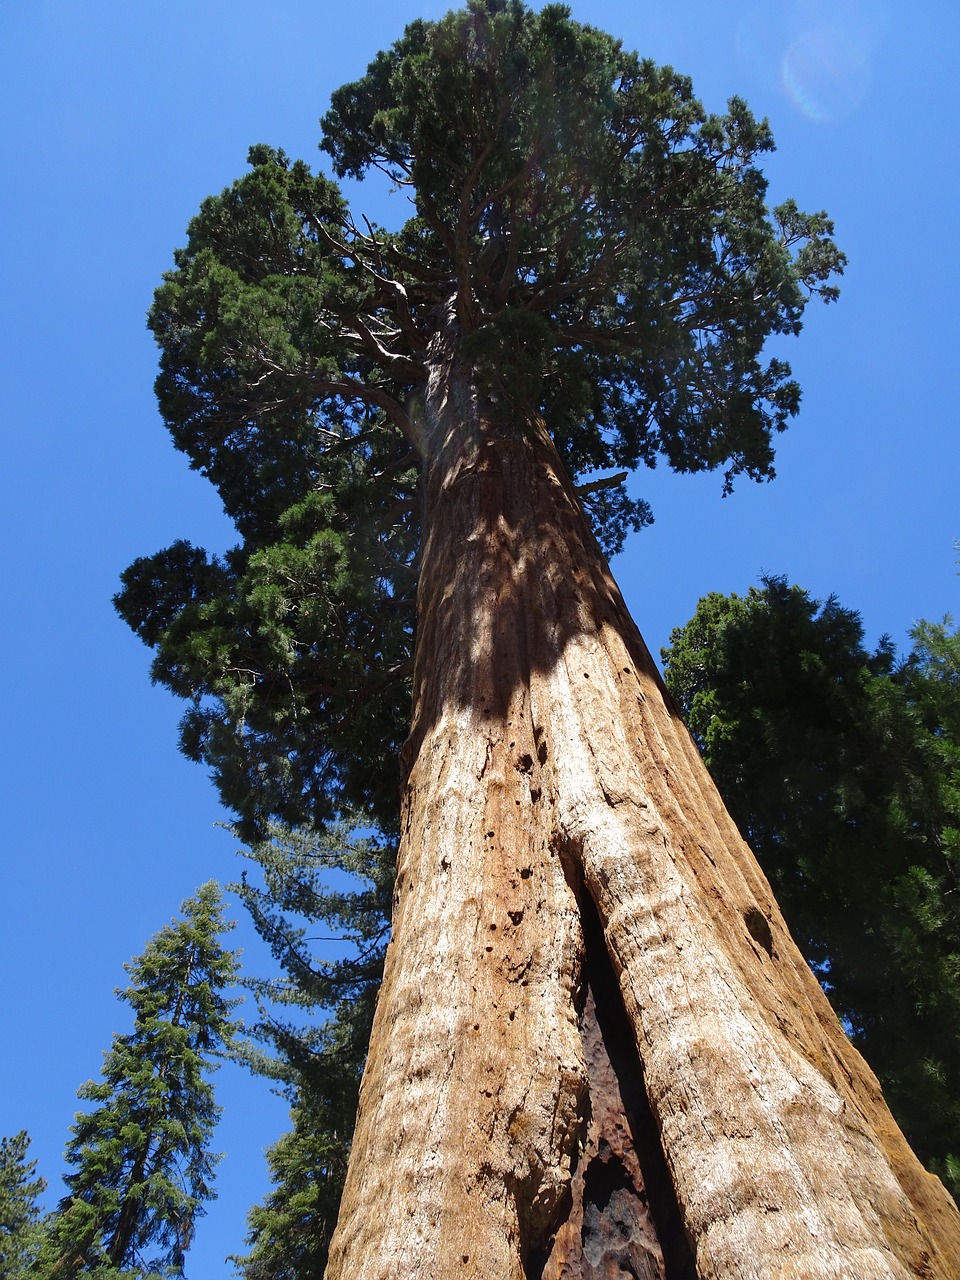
324, 368, 960, 1279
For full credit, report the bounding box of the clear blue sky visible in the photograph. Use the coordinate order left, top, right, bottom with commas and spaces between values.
1, 0, 957, 1273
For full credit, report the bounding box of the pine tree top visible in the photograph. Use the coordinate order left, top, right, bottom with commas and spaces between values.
46, 883, 240, 1279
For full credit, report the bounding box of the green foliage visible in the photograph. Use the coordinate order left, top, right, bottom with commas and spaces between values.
0, 1131, 47, 1278
662, 578, 960, 1196
228, 823, 392, 1280
323, 0, 842, 478
40, 884, 239, 1278
233, 1101, 348, 1280
116, 0, 842, 841
115, 140, 419, 841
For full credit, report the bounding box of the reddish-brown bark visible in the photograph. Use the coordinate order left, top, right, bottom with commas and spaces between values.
324, 360, 960, 1279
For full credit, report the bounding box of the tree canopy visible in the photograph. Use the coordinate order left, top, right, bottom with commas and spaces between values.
115, 0, 843, 843
662, 577, 960, 1195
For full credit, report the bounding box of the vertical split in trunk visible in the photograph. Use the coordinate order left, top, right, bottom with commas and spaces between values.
324, 356, 960, 1279
536, 888, 697, 1280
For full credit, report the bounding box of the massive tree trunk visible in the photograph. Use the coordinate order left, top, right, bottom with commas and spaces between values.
324, 350, 960, 1279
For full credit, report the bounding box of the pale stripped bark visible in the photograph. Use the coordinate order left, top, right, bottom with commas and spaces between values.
324, 352, 960, 1279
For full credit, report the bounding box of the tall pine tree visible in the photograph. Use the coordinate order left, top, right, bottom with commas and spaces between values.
41, 883, 238, 1279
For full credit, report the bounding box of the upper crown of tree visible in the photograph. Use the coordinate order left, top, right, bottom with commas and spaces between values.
117, 0, 842, 840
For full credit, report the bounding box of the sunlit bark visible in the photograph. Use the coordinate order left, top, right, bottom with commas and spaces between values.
324, 349, 960, 1279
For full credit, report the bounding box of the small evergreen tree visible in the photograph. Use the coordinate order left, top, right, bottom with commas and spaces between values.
228, 823, 391, 1280
0, 1130, 47, 1278
41, 883, 239, 1279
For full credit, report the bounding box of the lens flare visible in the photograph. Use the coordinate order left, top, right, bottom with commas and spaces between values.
781, 25, 872, 122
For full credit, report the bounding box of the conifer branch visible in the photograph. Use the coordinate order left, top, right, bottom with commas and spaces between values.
575, 471, 629, 496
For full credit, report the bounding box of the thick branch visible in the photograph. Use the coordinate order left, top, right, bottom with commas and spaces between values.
309, 214, 430, 353
309, 374, 420, 452
574, 471, 628, 496
341, 313, 426, 381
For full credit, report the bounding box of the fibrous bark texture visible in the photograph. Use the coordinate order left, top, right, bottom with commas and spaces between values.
324, 356, 960, 1279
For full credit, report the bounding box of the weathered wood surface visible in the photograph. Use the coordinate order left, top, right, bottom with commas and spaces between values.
324, 365, 960, 1279
537, 959, 693, 1280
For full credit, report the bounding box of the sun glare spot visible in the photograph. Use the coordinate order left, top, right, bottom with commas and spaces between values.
736, 2, 885, 125
781, 26, 872, 122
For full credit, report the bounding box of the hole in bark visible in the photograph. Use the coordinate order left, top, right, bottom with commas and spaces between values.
581, 895, 697, 1279
582, 1152, 646, 1268
537, 741, 548, 765
744, 906, 773, 956
520, 867, 533, 879
527, 893, 697, 1280
518, 752, 535, 773
530, 788, 542, 804
508, 910, 524, 926
490, 923, 497, 931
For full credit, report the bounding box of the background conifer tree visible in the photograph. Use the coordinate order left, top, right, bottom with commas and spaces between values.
0, 1130, 47, 1278
228, 823, 391, 1279
40, 883, 238, 1279
663, 577, 960, 1196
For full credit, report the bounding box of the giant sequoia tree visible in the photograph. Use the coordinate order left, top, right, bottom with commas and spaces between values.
117, 3, 960, 1276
